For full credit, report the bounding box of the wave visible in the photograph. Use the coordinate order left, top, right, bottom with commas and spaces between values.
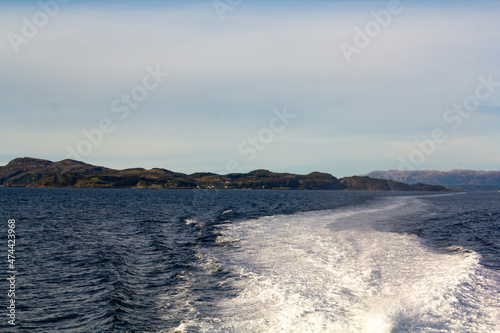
174, 196, 500, 332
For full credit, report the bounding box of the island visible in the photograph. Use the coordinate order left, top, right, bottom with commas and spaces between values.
0, 157, 450, 191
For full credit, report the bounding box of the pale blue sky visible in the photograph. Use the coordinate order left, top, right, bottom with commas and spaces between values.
1, 0, 499, 176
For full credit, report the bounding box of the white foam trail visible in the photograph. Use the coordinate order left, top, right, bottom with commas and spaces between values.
184, 218, 197, 225
175, 196, 500, 333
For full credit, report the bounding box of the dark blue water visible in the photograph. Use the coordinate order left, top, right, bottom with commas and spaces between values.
0, 189, 498, 332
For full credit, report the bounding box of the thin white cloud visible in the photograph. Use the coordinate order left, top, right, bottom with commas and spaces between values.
1, 1, 499, 176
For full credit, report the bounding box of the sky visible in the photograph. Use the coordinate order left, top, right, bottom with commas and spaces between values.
1, 0, 499, 177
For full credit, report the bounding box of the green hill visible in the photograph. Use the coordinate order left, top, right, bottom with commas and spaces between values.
0, 157, 449, 191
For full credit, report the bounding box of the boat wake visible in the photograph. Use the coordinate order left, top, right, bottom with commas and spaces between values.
174, 196, 500, 332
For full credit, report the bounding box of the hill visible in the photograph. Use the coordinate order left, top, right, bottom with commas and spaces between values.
0, 157, 449, 191
366, 170, 500, 190
339, 176, 448, 192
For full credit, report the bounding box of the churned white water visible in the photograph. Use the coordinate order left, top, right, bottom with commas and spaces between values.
175, 196, 500, 333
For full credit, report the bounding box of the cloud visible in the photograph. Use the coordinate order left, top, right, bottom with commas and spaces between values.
1, 1, 499, 176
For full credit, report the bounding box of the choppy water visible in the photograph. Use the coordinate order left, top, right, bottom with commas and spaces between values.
0, 189, 499, 332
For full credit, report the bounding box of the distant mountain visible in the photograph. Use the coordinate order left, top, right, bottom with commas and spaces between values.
366, 170, 500, 190
0, 157, 449, 191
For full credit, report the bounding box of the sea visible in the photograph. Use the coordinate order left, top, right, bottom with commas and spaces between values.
0, 188, 499, 333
